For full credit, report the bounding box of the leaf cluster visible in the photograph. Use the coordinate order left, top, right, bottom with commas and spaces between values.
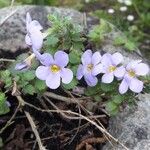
88, 19, 112, 48
45, 14, 84, 54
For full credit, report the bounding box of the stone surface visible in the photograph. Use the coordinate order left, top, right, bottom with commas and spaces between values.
102, 94, 150, 150
0, 5, 84, 53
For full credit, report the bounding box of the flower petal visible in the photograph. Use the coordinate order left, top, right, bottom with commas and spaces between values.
92, 51, 101, 65
46, 72, 61, 89
15, 62, 29, 71
54, 51, 69, 67
112, 52, 123, 66
36, 66, 49, 80
81, 49, 92, 65
92, 63, 103, 76
25, 34, 32, 46
26, 12, 32, 30
114, 66, 126, 78
135, 63, 149, 76
40, 53, 54, 66
102, 72, 114, 83
76, 64, 83, 80
126, 60, 142, 71
129, 78, 143, 93
119, 79, 129, 94
29, 28, 43, 50
101, 53, 112, 67
61, 68, 73, 84
29, 20, 43, 31
84, 74, 98, 86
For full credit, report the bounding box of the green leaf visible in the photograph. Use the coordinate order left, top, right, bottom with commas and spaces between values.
93, 95, 102, 102
22, 71, 35, 81
23, 84, 35, 95
105, 101, 119, 116
0, 92, 5, 105
124, 41, 136, 51
62, 78, 78, 90
113, 36, 126, 45
85, 84, 101, 96
45, 35, 59, 46
100, 83, 115, 92
35, 79, 47, 91
0, 92, 10, 115
112, 94, 124, 104
69, 50, 81, 64
0, 137, 3, 148
71, 65, 78, 76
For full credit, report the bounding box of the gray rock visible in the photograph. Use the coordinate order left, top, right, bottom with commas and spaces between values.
102, 94, 150, 150
0, 5, 84, 53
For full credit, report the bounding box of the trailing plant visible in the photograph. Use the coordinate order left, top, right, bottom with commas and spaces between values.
0, 13, 149, 117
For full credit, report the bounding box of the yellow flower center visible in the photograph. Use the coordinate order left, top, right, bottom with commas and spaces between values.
87, 64, 93, 72
108, 66, 116, 72
50, 65, 60, 73
128, 70, 135, 77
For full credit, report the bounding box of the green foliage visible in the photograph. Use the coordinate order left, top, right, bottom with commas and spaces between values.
22, 84, 35, 95
45, 14, 84, 54
0, 70, 12, 89
0, 92, 10, 115
0, 137, 3, 148
113, 35, 137, 51
88, 19, 112, 47
62, 78, 78, 90
69, 50, 82, 65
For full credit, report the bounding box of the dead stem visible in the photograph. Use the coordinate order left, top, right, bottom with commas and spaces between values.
44, 91, 84, 103
16, 96, 47, 150
76, 137, 107, 150
0, 58, 15, 62
18, 97, 129, 150
0, 102, 20, 134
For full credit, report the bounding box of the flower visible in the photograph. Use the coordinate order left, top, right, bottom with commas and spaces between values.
101, 52, 125, 83
76, 50, 103, 86
108, 8, 115, 14
127, 15, 134, 21
117, 0, 124, 3
15, 54, 35, 71
120, 6, 127, 12
119, 60, 149, 94
25, 12, 43, 51
35, 51, 73, 89
124, 0, 132, 6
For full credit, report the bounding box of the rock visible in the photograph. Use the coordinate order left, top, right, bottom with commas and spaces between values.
0, 5, 84, 53
102, 94, 150, 150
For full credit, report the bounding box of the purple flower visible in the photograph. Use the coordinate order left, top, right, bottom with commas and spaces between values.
35, 51, 73, 89
25, 12, 43, 51
76, 50, 103, 86
119, 60, 149, 94
15, 54, 35, 71
101, 52, 125, 83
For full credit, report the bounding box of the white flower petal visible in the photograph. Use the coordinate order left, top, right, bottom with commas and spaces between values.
92, 63, 103, 76
25, 34, 32, 46
119, 79, 129, 94
101, 53, 112, 67
36, 66, 49, 80
112, 52, 123, 66
81, 49, 92, 65
61, 68, 73, 84
84, 74, 98, 86
102, 72, 114, 83
92, 51, 101, 65
46, 73, 61, 89
135, 63, 149, 76
76, 64, 83, 80
129, 78, 143, 93
114, 66, 126, 78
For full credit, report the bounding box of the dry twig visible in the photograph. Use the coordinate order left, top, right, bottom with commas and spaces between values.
16, 96, 46, 150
